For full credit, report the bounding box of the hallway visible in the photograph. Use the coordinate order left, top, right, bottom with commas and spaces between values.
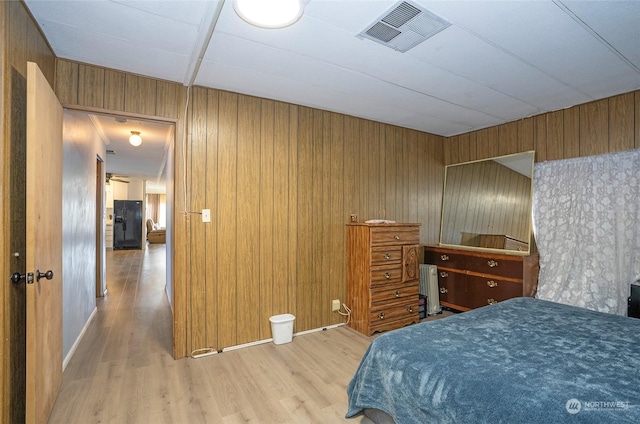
47, 245, 373, 423
49, 244, 174, 422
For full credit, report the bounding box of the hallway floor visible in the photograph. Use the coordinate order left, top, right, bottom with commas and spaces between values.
47, 244, 374, 423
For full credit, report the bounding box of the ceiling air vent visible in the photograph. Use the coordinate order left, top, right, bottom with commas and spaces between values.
358, 1, 450, 52
106, 149, 116, 155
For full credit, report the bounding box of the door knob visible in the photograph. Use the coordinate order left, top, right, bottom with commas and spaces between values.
11, 272, 34, 284
11, 272, 25, 284
36, 269, 54, 282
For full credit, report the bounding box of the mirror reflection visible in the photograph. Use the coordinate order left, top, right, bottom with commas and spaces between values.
439, 151, 535, 253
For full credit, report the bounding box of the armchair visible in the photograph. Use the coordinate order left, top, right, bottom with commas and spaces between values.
146, 219, 166, 244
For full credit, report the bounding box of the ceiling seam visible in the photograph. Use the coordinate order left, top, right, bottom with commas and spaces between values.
184, 0, 226, 87
553, 0, 640, 75
212, 31, 512, 123
449, 24, 593, 101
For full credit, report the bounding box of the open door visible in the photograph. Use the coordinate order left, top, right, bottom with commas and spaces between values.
25, 62, 63, 424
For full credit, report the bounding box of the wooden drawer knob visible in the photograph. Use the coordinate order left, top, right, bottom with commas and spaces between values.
407, 306, 414, 313
439, 271, 448, 278
440, 254, 449, 261
384, 272, 391, 279
487, 298, 497, 305
378, 312, 385, 320
486, 280, 498, 288
487, 260, 498, 268
440, 287, 448, 294
394, 290, 400, 298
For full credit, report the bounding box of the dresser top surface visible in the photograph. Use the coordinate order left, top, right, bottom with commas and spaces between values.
424, 244, 538, 260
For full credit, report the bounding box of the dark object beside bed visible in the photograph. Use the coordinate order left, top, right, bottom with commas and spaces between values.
347, 297, 640, 423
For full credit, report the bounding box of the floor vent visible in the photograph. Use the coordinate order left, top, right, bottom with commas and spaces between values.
358, 0, 450, 52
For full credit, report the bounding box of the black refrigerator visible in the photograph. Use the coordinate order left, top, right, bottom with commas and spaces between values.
113, 200, 143, 249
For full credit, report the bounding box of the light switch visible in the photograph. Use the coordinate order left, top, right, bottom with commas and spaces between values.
202, 209, 211, 223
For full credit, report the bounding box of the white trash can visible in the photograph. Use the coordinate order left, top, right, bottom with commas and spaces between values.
269, 314, 295, 345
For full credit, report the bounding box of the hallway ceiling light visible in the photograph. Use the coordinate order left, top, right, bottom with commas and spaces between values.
233, 0, 306, 29
129, 131, 142, 147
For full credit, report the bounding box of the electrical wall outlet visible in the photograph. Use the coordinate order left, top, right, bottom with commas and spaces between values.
332, 299, 340, 312
202, 209, 211, 223
350, 214, 358, 223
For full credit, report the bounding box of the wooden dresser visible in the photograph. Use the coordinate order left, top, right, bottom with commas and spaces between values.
346, 223, 420, 336
423, 246, 539, 312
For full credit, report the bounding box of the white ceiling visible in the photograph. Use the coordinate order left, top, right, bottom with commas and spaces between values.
26, 0, 640, 141
93, 113, 174, 181
64, 109, 173, 183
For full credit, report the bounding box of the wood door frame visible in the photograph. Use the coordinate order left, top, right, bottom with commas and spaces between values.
96, 156, 105, 297
63, 103, 176, 345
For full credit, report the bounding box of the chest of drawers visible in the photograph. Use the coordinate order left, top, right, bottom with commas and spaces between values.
346, 223, 420, 336
423, 246, 539, 311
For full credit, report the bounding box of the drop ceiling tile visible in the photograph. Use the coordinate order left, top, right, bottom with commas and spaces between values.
304, 0, 398, 33
111, 0, 212, 26
206, 30, 538, 121
561, 0, 640, 67
27, 0, 200, 55
406, 26, 580, 108
426, 1, 637, 92
41, 20, 190, 82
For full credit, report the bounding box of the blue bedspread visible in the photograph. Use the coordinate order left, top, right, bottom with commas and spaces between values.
346, 297, 640, 423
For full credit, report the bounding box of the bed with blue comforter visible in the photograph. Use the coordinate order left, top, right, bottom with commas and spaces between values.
346, 297, 640, 423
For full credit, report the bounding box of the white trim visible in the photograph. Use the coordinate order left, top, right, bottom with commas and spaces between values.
222, 338, 272, 352
217, 323, 346, 353
62, 307, 97, 371
293, 323, 345, 337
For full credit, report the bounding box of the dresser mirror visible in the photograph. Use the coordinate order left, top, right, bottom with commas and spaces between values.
439, 151, 535, 254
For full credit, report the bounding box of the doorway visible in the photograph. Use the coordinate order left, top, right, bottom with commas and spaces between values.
59, 108, 175, 369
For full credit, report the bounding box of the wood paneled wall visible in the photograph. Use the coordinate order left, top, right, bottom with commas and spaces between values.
1, 1, 57, 423
445, 91, 640, 165
182, 87, 444, 354
53, 60, 444, 358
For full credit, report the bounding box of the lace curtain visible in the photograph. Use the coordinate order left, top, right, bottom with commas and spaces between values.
533, 149, 640, 316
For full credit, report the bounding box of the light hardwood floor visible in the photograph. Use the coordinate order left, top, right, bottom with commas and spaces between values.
48, 244, 377, 423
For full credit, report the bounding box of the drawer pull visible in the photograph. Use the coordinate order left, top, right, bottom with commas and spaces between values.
439, 271, 448, 278
487, 298, 497, 305
384, 253, 391, 260
384, 272, 391, 279
378, 312, 385, 320
440, 254, 449, 261
407, 306, 414, 313
486, 280, 498, 288
394, 290, 400, 298
487, 260, 498, 268
394, 234, 401, 240
440, 287, 448, 294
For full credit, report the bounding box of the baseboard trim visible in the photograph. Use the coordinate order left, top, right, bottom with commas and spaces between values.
62, 307, 97, 371
215, 323, 346, 354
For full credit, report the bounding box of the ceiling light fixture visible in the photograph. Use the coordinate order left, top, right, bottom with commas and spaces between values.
233, 0, 306, 29
129, 131, 142, 147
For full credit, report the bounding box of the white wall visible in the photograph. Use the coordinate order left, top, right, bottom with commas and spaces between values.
112, 180, 128, 201
61, 111, 106, 360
